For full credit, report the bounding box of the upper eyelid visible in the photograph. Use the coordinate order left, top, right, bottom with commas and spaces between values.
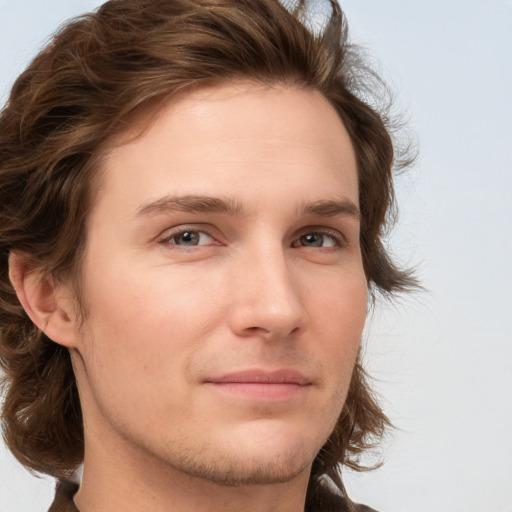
295, 225, 348, 244
157, 225, 219, 244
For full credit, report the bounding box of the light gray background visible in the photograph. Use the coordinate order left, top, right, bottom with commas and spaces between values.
0, 1, 511, 511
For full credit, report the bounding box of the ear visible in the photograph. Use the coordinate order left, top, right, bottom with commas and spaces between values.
8, 251, 79, 348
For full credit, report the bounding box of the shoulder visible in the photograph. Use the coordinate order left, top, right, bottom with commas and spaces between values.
47, 480, 79, 512
310, 489, 380, 512
345, 499, 380, 512
327, 490, 380, 512
354, 504, 379, 512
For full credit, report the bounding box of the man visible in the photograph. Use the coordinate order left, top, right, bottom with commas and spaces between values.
0, 1, 415, 511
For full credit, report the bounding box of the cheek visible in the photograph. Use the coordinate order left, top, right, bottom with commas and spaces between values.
74, 271, 212, 427
311, 270, 367, 381
78, 264, 223, 378
314, 267, 367, 331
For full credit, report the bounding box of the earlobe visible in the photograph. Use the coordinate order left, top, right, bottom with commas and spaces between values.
8, 251, 79, 348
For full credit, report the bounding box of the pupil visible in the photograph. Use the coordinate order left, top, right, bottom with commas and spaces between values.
179, 231, 199, 245
302, 234, 322, 247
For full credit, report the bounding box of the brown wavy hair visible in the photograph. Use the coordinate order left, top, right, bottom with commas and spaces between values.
0, 0, 416, 507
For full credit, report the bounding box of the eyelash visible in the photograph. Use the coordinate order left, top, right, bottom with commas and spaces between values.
293, 228, 347, 249
158, 226, 218, 248
157, 226, 348, 249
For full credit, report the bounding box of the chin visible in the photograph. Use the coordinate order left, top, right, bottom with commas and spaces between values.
178, 446, 315, 487
162, 425, 322, 487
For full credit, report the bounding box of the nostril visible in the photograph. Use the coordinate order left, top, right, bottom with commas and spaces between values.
240, 323, 303, 339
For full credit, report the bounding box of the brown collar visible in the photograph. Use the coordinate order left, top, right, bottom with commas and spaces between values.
48, 480, 79, 512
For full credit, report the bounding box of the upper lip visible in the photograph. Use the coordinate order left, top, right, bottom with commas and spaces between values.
205, 369, 311, 385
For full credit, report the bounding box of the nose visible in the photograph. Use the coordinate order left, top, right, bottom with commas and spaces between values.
227, 248, 308, 340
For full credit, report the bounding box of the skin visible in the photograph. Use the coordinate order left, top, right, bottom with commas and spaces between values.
12, 82, 367, 512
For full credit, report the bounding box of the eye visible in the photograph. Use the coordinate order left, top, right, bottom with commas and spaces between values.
293, 231, 342, 249
161, 229, 215, 247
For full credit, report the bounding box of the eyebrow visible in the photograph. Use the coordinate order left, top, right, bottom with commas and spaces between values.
136, 194, 360, 220
298, 199, 361, 220
136, 195, 245, 217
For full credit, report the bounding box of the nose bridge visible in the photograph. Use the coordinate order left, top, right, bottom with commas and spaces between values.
228, 240, 308, 338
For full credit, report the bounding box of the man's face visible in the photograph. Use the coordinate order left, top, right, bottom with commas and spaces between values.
69, 82, 367, 486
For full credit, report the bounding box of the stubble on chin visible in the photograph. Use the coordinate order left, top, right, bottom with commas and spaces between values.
153, 434, 319, 487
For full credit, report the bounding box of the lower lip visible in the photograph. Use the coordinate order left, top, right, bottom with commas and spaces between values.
206, 382, 308, 401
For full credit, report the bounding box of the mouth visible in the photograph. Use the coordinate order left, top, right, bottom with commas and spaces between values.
204, 369, 312, 401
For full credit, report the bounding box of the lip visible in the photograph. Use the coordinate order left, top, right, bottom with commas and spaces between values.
204, 369, 312, 401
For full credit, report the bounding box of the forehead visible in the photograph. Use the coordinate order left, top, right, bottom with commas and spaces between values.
95, 81, 358, 212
